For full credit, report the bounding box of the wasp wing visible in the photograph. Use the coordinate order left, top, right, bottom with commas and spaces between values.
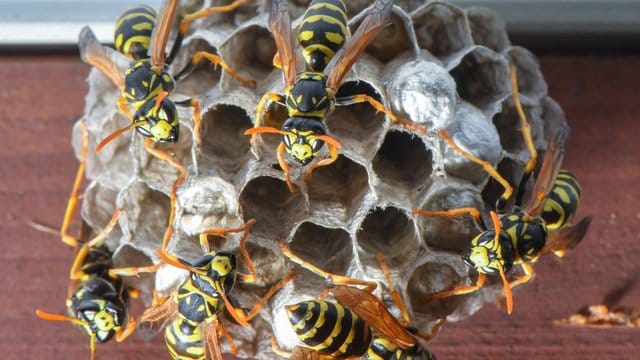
329, 286, 416, 349
78, 26, 125, 90
203, 317, 224, 360
541, 216, 591, 257
325, 0, 393, 92
150, 0, 179, 68
523, 125, 570, 218
137, 294, 178, 339
290, 347, 323, 360
270, 0, 297, 87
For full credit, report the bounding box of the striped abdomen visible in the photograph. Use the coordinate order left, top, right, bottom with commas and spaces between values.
298, 0, 349, 71
501, 211, 547, 263
286, 300, 371, 357
114, 5, 157, 60
541, 170, 581, 230
165, 317, 205, 360
367, 336, 435, 360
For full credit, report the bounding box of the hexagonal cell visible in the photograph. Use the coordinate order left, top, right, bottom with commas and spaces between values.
383, 54, 457, 129
172, 38, 223, 97
307, 155, 370, 226
80, 180, 120, 233
372, 131, 433, 196
414, 179, 484, 251
407, 260, 466, 318
288, 222, 354, 277
465, 7, 511, 52
356, 206, 420, 269
239, 175, 306, 238
116, 180, 171, 256
507, 46, 548, 100
112, 243, 157, 301
493, 96, 543, 158
357, 11, 414, 63
240, 241, 291, 287
540, 96, 568, 144
198, 104, 252, 175
218, 25, 277, 84
412, 2, 472, 60
449, 46, 510, 115
326, 80, 388, 158
442, 102, 502, 186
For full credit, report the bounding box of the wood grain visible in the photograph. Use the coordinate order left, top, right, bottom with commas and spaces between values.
1, 54, 638, 359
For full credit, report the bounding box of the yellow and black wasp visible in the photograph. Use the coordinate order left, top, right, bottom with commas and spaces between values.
80, 0, 255, 151
135, 220, 298, 360
273, 243, 437, 359
413, 66, 592, 314
245, 0, 426, 193
34, 121, 157, 359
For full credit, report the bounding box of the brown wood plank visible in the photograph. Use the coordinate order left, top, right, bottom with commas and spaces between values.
1, 54, 638, 359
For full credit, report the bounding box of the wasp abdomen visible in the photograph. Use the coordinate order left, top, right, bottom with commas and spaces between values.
114, 5, 157, 60
299, 0, 349, 71
541, 170, 581, 230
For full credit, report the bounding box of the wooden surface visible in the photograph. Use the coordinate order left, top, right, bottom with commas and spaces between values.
1, 54, 639, 359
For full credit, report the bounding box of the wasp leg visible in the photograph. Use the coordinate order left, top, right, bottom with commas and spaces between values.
276, 142, 296, 194
304, 136, 341, 183
114, 318, 137, 342
174, 98, 202, 147
116, 96, 134, 122
376, 253, 410, 325
144, 139, 187, 252
509, 262, 535, 290
60, 120, 89, 248
166, 0, 252, 64
251, 91, 286, 145
412, 207, 486, 231
510, 65, 538, 207
438, 129, 514, 211
224, 269, 298, 327
277, 238, 377, 292
339, 94, 428, 134
429, 272, 487, 300
199, 219, 256, 254
216, 321, 239, 356
174, 51, 256, 87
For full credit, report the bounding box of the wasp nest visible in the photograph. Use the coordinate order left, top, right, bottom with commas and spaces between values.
74, 0, 568, 358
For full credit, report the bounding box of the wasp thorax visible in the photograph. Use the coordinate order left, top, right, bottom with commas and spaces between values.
287, 73, 332, 115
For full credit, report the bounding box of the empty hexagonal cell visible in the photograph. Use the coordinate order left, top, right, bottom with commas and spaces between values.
288, 222, 354, 277
80, 181, 120, 233
481, 157, 526, 210
198, 104, 253, 174
372, 131, 433, 195
172, 38, 223, 96
412, 2, 472, 60
218, 25, 276, 84
508, 46, 548, 100
356, 206, 420, 268
493, 96, 543, 157
307, 155, 369, 225
356, 11, 414, 63
240, 241, 291, 288
449, 47, 510, 115
408, 260, 466, 318
239, 175, 306, 238
414, 179, 485, 251
465, 7, 511, 52
326, 80, 387, 157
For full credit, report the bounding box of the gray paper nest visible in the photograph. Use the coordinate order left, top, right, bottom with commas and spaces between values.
73, 0, 567, 358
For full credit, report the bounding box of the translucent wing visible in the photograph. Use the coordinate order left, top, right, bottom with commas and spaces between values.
329, 286, 416, 349
541, 216, 592, 257
150, 0, 179, 68
138, 295, 178, 339
78, 26, 125, 90
203, 318, 223, 360
325, 0, 393, 92
290, 347, 323, 360
523, 125, 570, 217
270, 0, 297, 87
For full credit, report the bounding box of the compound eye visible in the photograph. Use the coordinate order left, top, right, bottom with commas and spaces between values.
282, 133, 294, 149
310, 138, 325, 153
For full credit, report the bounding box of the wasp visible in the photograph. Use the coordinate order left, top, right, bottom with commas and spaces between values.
273, 244, 437, 359
135, 220, 298, 360
34, 122, 158, 359
80, 0, 255, 151
413, 66, 592, 314
245, 0, 426, 193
